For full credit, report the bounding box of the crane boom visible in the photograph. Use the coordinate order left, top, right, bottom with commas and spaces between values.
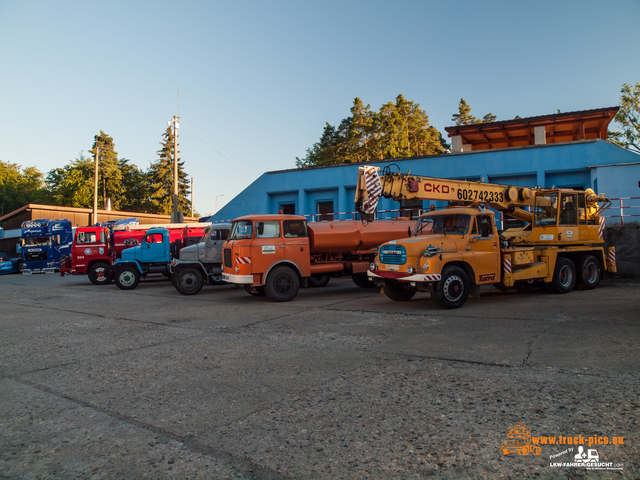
354, 165, 609, 222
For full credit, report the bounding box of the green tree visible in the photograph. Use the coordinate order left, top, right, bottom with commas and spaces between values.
119, 158, 151, 213
608, 82, 640, 153
148, 126, 191, 215
45, 154, 95, 208
0, 161, 48, 215
297, 95, 444, 168
452, 98, 496, 125
88, 131, 123, 210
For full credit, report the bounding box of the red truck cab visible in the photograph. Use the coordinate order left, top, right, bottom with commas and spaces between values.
60, 226, 113, 284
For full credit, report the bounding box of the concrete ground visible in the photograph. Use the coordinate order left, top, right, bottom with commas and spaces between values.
0, 272, 638, 479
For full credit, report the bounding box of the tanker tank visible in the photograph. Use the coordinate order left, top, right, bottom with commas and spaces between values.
308, 220, 415, 255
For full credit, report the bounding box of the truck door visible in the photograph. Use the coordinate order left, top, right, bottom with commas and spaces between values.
470, 214, 500, 283
283, 220, 310, 276
204, 227, 229, 263
252, 221, 284, 273
140, 232, 168, 263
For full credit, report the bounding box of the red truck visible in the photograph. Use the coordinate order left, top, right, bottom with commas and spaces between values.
221, 214, 416, 301
60, 223, 207, 285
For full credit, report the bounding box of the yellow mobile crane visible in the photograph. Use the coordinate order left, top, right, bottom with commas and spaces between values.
355, 165, 616, 309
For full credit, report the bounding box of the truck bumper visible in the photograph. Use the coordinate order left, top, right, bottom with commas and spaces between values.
222, 273, 253, 284
22, 268, 57, 275
368, 270, 441, 282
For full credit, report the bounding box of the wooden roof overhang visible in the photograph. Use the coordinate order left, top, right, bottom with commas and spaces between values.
444, 106, 619, 150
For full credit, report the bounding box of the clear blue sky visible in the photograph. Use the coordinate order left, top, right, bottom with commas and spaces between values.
1, 0, 638, 216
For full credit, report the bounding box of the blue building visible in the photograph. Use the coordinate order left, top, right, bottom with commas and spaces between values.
215, 108, 640, 225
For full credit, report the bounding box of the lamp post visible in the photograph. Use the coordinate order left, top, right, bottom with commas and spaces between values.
168, 115, 180, 223
215, 194, 224, 214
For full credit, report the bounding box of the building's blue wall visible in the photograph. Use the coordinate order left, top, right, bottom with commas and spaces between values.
214, 140, 640, 222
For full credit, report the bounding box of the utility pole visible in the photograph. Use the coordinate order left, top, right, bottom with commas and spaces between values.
93, 141, 100, 225
190, 176, 194, 218
168, 115, 181, 223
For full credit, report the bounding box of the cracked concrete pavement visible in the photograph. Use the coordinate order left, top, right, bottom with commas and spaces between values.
1, 272, 638, 479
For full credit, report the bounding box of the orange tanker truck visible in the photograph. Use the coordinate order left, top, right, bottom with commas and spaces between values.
221, 214, 416, 302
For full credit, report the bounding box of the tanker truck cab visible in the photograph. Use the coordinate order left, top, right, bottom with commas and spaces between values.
370, 205, 501, 308
168, 222, 232, 295
112, 227, 172, 290
222, 215, 311, 301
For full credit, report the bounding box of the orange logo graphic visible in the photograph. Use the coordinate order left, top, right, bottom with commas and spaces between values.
501, 424, 542, 456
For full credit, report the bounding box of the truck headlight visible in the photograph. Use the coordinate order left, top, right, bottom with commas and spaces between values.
422, 262, 429, 272
407, 265, 413, 274
370, 262, 375, 271
235, 266, 239, 274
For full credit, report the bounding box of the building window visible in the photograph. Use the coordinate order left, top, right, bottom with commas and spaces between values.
279, 203, 295, 215
317, 201, 334, 221
400, 198, 423, 219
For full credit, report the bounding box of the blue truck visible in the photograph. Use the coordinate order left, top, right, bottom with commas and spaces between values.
112, 227, 173, 290
20, 218, 73, 274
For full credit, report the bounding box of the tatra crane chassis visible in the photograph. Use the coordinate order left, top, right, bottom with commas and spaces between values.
355, 165, 616, 309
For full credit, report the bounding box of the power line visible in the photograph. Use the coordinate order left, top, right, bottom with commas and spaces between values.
180, 121, 257, 178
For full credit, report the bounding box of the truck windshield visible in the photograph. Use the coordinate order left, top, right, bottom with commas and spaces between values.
229, 221, 253, 240
22, 237, 51, 246
534, 192, 558, 226
413, 214, 471, 236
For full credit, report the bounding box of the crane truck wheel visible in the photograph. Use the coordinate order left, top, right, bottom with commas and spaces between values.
245, 285, 265, 296
352, 272, 376, 288
114, 265, 140, 290
432, 266, 470, 309
265, 266, 300, 302
88, 262, 112, 285
550, 257, 576, 294
174, 268, 204, 295
576, 255, 601, 290
383, 280, 416, 302
308, 274, 330, 288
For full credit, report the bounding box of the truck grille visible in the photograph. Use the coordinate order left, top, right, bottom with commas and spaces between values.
379, 245, 407, 265
24, 251, 47, 261
224, 248, 232, 268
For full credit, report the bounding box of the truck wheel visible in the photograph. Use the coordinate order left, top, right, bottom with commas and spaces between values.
352, 272, 376, 288
88, 262, 112, 285
114, 266, 140, 290
174, 268, 203, 295
383, 280, 416, 301
576, 255, 601, 290
308, 274, 330, 288
245, 285, 265, 296
550, 257, 576, 294
432, 266, 470, 309
265, 266, 299, 302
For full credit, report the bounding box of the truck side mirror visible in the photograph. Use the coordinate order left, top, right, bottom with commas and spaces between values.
407, 226, 412, 237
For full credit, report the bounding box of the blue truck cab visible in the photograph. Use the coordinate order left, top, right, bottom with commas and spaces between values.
112, 227, 172, 290
20, 218, 73, 274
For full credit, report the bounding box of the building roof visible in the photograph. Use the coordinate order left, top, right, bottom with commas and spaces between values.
586, 161, 640, 169
444, 106, 619, 151
0, 204, 198, 224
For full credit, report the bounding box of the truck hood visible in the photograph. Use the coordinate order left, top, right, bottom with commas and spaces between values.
390, 235, 462, 256
179, 243, 202, 262
120, 245, 142, 261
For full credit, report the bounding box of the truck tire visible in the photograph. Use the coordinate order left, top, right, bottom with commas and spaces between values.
114, 265, 140, 290
576, 255, 601, 290
308, 274, 330, 288
88, 262, 112, 285
264, 266, 299, 302
432, 266, 470, 309
383, 280, 416, 302
550, 257, 576, 294
174, 268, 204, 295
245, 285, 265, 296
352, 272, 376, 289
